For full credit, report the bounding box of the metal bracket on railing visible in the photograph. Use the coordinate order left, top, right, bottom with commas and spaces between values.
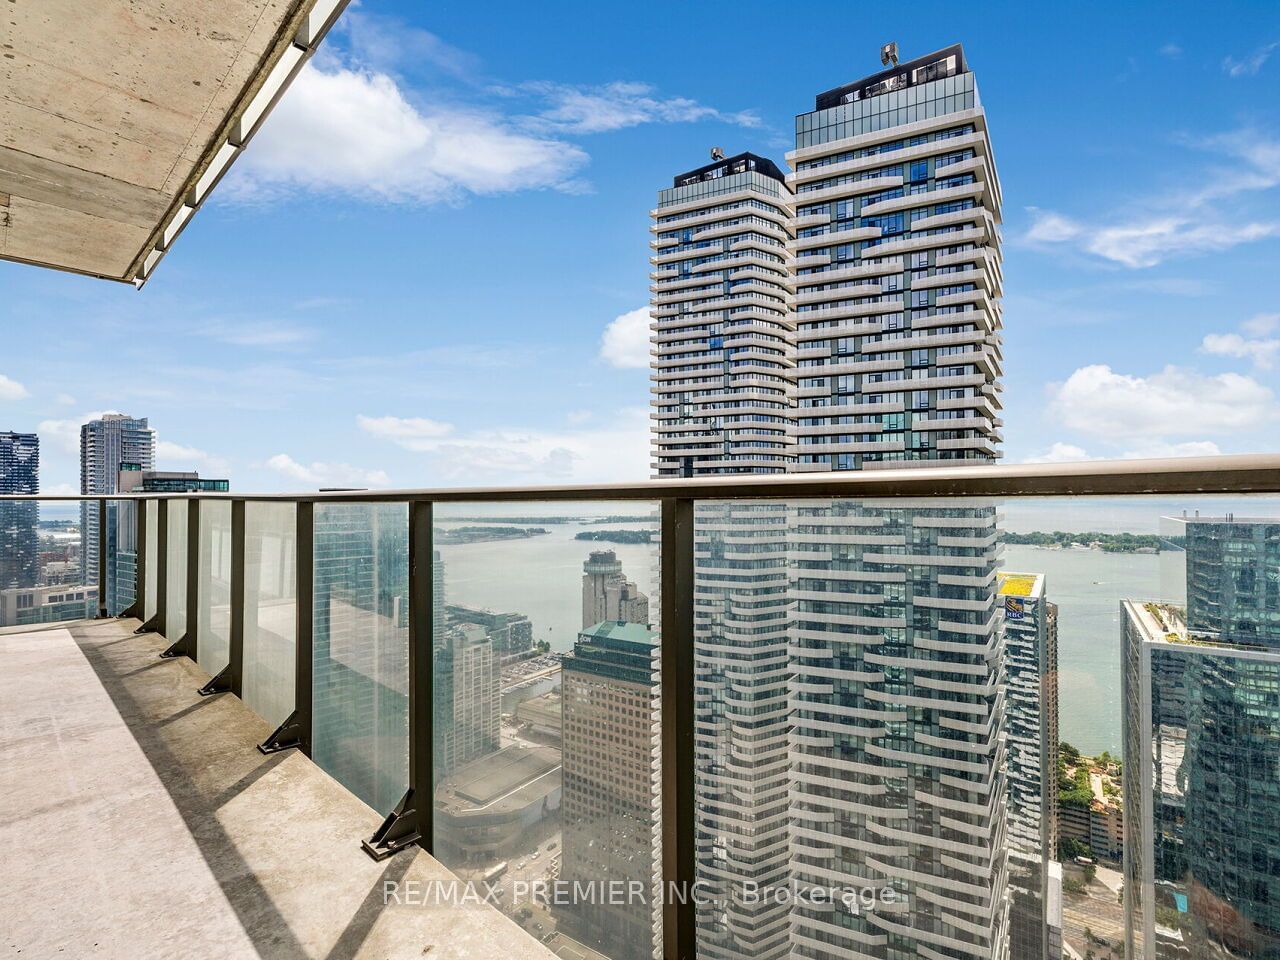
197, 663, 232, 697
159, 636, 186, 658
257, 709, 305, 754
361, 788, 421, 861
135, 613, 163, 635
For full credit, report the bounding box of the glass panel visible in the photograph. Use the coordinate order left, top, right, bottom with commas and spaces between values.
686, 494, 1280, 960
242, 502, 296, 729
143, 499, 158, 623
107, 500, 137, 617
312, 502, 409, 814
197, 501, 232, 678
431, 502, 662, 960
165, 500, 188, 641
0, 494, 97, 627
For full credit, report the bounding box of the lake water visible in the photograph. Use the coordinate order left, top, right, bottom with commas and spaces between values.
434, 496, 1280, 757
1002, 544, 1158, 754
434, 512, 660, 656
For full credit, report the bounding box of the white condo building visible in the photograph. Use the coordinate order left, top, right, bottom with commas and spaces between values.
650, 153, 797, 959
788, 43, 1003, 471
79, 413, 155, 613
650, 152, 795, 477
649, 42, 1013, 960
785, 44, 1009, 960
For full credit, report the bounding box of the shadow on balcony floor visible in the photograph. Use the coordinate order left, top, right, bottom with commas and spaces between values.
0, 618, 553, 960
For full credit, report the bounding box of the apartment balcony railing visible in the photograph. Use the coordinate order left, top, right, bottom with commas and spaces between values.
4, 453, 1280, 960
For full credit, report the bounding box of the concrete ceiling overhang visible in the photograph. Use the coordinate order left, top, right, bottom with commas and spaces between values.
0, 0, 348, 287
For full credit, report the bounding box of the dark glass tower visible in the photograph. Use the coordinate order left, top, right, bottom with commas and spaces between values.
1124, 517, 1280, 958
1183, 518, 1280, 647
0, 431, 40, 589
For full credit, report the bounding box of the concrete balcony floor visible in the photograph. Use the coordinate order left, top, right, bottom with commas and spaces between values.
0, 618, 553, 960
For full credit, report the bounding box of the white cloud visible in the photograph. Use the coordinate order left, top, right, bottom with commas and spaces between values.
1243, 312, 1280, 336
599, 307, 651, 369
1120, 440, 1223, 459
1159, 43, 1182, 58
356, 415, 454, 449
156, 440, 230, 476
1023, 209, 1082, 244
36, 411, 119, 455
340, 12, 480, 78
0, 374, 30, 400
1048, 365, 1276, 444
358, 408, 650, 484
233, 63, 589, 204
1023, 130, 1280, 268
1025, 439, 1225, 463
1199, 313, 1280, 370
1023, 442, 1095, 464
1224, 41, 1278, 77
1026, 210, 1278, 268
265, 453, 389, 488
201, 320, 315, 348
1088, 219, 1277, 268
55, 393, 76, 406
1201, 332, 1280, 369
516, 81, 761, 134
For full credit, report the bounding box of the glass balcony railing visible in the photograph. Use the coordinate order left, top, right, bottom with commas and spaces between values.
2, 455, 1279, 960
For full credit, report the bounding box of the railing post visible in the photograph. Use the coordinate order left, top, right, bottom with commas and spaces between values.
258, 501, 313, 755
363, 499, 432, 860
661, 497, 696, 960
96, 497, 109, 618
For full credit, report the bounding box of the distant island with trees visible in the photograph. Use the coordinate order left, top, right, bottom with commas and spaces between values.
435, 526, 549, 545
1000, 531, 1161, 553
440, 514, 654, 525
575, 530, 654, 544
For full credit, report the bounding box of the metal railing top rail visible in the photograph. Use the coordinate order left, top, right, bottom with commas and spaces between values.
3, 453, 1280, 502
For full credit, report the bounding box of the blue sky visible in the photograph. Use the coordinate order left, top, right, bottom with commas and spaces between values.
3, 0, 1280, 493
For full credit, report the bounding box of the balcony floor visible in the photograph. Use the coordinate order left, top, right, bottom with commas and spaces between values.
0, 618, 552, 960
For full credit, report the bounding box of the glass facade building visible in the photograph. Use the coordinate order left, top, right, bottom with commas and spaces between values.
999, 572, 1061, 960
1124, 600, 1280, 958
80, 414, 154, 613
0, 431, 39, 590
1183, 518, 1280, 648
1125, 518, 1280, 958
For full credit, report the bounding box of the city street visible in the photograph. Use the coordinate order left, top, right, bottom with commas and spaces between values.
1062, 865, 1125, 960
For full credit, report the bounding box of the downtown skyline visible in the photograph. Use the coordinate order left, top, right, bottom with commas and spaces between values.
2, 5, 1280, 960
1, 1, 1279, 496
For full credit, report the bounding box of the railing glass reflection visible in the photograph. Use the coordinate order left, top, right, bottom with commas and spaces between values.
431, 501, 664, 960
196, 501, 233, 679
242, 502, 297, 729
311, 502, 410, 815
143, 499, 158, 624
